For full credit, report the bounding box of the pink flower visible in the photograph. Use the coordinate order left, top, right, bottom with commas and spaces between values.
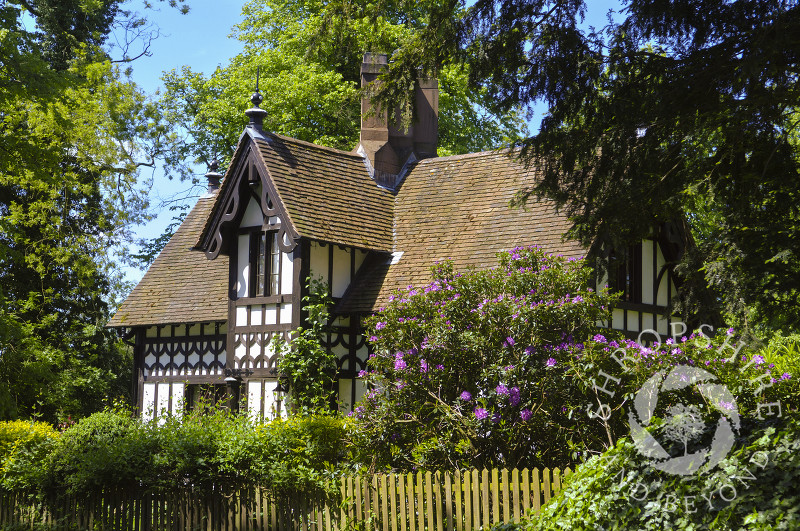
474, 408, 489, 420
545, 358, 557, 367
375, 321, 386, 330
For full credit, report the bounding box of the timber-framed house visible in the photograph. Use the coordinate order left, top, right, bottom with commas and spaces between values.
109, 53, 687, 420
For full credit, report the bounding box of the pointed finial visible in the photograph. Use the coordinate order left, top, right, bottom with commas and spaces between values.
245, 65, 268, 130
251, 66, 263, 107
205, 158, 222, 194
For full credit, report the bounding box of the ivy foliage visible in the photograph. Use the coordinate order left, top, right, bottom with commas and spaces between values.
513, 414, 800, 530
275, 279, 338, 415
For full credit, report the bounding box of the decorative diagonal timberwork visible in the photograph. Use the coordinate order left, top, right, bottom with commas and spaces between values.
142, 323, 226, 378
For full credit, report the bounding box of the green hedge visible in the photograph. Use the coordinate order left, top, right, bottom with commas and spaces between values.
1, 407, 351, 498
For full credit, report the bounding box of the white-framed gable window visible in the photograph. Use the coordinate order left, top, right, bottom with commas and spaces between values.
251, 230, 281, 297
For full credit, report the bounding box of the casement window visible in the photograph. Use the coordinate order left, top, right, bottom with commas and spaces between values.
250, 231, 281, 297
609, 242, 642, 303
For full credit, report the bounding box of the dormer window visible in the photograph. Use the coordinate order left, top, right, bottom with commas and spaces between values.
250, 231, 281, 297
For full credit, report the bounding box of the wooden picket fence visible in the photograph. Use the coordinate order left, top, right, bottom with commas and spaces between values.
0, 467, 571, 530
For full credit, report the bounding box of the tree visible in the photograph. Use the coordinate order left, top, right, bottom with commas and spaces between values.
0, 0, 183, 421
347, 0, 800, 335
154, 0, 529, 185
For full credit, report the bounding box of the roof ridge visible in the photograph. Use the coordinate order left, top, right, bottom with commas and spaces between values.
263, 132, 365, 159
417, 147, 518, 164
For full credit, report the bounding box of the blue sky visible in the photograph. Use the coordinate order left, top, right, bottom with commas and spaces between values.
122, 0, 624, 285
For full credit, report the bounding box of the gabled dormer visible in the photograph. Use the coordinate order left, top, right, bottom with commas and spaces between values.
193, 90, 395, 417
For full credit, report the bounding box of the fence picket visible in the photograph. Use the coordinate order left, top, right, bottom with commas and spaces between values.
543, 468, 552, 504
501, 468, 510, 524
521, 468, 530, 515
471, 469, 480, 530
481, 469, 490, 529
381, 474, 390, 531
405, 473, 414, 531
512, 468, 520, 523
389, 473, 398, 531
491, 468, 499, 525
425, 471, 434, 531
462, 469, 471, 531
434, 472, 443, 531
444, 472, 453, 531
416, 471, 425, 531
553, 468, 563, 497
454, 470, 462, 531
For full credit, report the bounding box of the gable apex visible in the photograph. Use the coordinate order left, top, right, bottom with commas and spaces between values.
194, 135, 300, 259
196, 129, 395, 257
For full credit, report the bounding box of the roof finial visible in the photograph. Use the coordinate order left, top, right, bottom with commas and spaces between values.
204, 158, 222, 194
245, 65, 268, 130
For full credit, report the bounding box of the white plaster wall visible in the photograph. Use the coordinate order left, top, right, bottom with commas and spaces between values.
142, 383, 156, 421
331, 246, 351, 297
170, 383, 184, 417
338, 378, 353, 414
241, 196, 263, 228
247, 380, 262, 419
281, 249, 294, 294
309, 241, 329, 282
156, 383, 170, 422
237, 234, 250, 298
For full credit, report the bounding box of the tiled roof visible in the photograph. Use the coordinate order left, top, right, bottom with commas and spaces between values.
255, 133, 395, 250
337, 150, 585, 313
113, 132, 586, 325
108, 195, 228, 327
198, 131, 395, 253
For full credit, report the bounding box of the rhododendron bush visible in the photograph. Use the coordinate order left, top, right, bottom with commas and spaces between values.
351, 245, 797, 472
353, 247, 617, 470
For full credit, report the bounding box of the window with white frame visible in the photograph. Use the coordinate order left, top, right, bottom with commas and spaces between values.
250, 231, 281, 297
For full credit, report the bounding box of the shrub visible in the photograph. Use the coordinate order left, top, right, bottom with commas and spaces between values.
0, 420, 59, 492
569, 327, 796, 462
36, 407, 155, 494
219, 413, 350, 495
354, 247, 616, 470
4, 406, 350, 498
521, 413, 800, 530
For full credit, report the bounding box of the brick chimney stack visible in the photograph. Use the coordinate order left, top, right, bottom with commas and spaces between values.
356, 52, 438, 189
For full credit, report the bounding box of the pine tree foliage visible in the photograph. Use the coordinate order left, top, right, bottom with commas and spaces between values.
347, 0, 800, 333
